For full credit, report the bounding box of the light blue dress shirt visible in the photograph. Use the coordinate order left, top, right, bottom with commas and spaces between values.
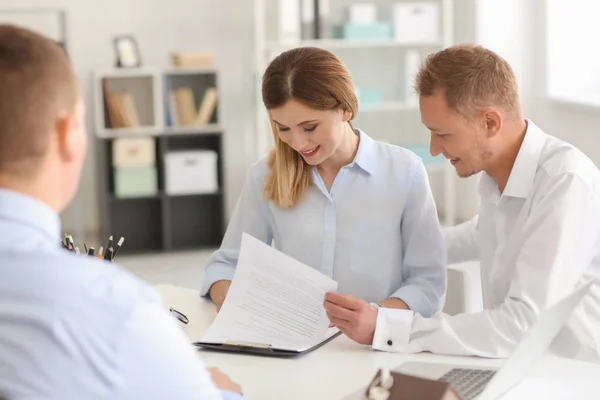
202, 130, 446, 317
0, 189, 241, 400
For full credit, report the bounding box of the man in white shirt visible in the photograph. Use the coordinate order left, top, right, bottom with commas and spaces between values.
324, 44, 600, 362
0, 25, 243, 399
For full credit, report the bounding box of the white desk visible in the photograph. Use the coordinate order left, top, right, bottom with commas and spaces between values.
156, 284, 600, 400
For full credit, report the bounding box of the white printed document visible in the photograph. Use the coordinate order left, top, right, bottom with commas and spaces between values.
199, 233, 339, 352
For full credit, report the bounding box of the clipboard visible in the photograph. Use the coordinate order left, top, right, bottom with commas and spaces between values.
194, 330, 342, 358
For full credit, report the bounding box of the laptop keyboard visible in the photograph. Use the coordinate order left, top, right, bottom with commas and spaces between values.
438, 368, 497, 400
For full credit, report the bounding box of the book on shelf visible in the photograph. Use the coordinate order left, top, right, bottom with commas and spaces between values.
174, 88, 197, 126
105, 92, 141, 129
168, 87, 218, 127
195, 87, 218, 125
171, 52, 214, 69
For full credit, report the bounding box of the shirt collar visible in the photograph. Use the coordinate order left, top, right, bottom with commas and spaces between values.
351, 129, 378, 175
479, 119, 547, 200
0, 188, 61, 244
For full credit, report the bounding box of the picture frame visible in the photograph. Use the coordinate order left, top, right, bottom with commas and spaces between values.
113, 35, 142, 68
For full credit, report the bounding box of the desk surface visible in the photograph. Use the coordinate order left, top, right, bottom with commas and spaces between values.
156, 284, 600, 400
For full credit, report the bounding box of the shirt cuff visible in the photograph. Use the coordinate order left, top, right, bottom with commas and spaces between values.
220, 389, 244, 400
389, 284, 435, 317
200, 264, 236, 297
372, 308, 413, 353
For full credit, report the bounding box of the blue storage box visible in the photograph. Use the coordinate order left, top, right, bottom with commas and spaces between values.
356, 86, 383, 105
334, 22, 393, 40
404, 145, 445, 167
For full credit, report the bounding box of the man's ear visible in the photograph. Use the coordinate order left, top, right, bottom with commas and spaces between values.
482, 108, 502, 139
55, 111, 76, 162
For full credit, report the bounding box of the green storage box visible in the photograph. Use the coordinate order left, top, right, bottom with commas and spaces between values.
114, 166, 158, 198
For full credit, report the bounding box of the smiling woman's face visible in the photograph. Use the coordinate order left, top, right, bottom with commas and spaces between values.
269, 99, 351, 166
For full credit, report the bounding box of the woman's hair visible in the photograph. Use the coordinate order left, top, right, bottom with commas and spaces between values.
261, 47, 358, 208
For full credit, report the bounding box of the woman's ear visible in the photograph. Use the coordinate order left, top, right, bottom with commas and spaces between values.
341, 108, 353, 122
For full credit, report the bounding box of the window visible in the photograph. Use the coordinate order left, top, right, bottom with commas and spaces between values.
547, 0, 600, 106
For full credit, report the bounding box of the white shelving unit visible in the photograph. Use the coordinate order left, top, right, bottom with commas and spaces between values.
91, 67, 226, 254
266, 38, 443, 50
253, 0, 456, 225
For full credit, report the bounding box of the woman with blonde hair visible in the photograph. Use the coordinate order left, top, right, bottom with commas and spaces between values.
201, 47, 446, 338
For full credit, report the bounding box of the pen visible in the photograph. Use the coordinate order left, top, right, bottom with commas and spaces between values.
112, 237, 125, 260
97, 247, 103, 260
107, 235, 113, 252
104, 247, 113, 261
84, 243, 88, 254
75, 247, 80, 255
67, 235, 75, 251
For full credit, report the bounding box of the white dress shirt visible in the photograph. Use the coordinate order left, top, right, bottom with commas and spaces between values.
372, 120, 600, 362
202, 130, 446, 317
0, 189, 241, 399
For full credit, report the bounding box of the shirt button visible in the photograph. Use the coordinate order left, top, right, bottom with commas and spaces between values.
387, 340, 393, 346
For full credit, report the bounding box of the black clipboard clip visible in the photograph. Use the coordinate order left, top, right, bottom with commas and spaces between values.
194, 330, 342, 358
224, 340, 271, 349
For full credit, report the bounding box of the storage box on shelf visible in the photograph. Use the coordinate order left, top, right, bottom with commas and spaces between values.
165, 150, 219, 196
94, 67, 225, 254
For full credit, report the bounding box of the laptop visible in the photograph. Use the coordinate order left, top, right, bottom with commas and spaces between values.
392, 280, 594, 400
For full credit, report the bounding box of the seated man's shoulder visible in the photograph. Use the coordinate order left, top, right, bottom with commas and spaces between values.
540, 135, 600, 190
0, 252, 166, 398
4, 251, 160, 317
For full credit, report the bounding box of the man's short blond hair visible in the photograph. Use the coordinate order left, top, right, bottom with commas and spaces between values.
415, 44, 520, 118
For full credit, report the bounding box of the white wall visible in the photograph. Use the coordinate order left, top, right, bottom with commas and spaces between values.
529, 0, 600, 167
7, 1, 596, 235
475, 0, 600, 168
0, 0, 257, 237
